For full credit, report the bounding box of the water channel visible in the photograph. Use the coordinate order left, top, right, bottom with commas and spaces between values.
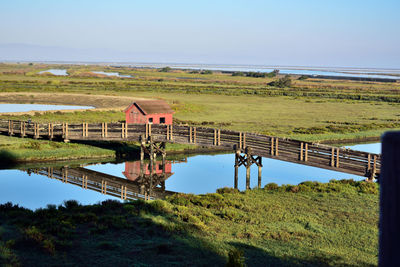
0, 143, 380, 210
0, 104, 381, 210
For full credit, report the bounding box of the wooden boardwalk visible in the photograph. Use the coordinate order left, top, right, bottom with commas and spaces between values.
23, 166, 175, 201
1, 119, 380, 179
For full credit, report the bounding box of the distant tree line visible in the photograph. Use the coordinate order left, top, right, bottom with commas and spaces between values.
232, 69, 279, 78
188, 69, 213, 74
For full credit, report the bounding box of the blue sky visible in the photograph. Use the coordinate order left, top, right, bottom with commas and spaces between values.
0, 0, 399, 67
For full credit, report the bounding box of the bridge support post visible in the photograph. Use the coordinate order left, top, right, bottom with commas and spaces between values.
139, 135, 167, 199
234, 150, 239, 189
258, 158, 262, 188
234, 147, 263, 190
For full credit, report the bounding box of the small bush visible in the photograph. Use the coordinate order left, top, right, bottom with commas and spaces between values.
217, 187, 239, 194
264, 183, 278, 191
159, 67, 171, 72
268, 75, 292, 88
201, 70, 213, 75
63, 200, 80, 209
226, 249, 246, 267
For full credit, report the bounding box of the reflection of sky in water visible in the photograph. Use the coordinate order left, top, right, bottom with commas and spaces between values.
0, 104, 93, 113
92, 71, 132, 78
86, 142, 381, 194
0, 170, 113, 210
39, 69, 68, 75
0, 143, 381, 210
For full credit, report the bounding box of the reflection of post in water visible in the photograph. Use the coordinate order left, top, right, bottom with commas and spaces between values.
234, 147, 263, 190
138, 135, 168, 199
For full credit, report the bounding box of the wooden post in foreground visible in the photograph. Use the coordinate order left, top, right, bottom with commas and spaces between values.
379, 131, 400, 267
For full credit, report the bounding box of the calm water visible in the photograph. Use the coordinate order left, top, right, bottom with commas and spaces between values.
91, 71, 132, 78
0, 104, 94, 113
0, 143, 380, 210
128, 63, 400, 79
39, 69, 68, 76
38, 66, 400, 80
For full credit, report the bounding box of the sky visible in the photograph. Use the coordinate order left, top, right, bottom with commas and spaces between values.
0, 0, 399, 68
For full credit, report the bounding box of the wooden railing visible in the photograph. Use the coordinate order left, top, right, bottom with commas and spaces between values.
1, 119, 380, 178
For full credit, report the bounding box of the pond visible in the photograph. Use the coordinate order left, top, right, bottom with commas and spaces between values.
39, 69, 68, 76
91, 71, 132, 78
0, 104, 94, 113
0, 142, 380, 210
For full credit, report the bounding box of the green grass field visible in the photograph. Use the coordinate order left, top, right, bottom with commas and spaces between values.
0, 180, 378, 266
1, 63, 400, 144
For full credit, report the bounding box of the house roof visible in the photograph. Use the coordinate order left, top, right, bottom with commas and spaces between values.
125, 100, 174, 115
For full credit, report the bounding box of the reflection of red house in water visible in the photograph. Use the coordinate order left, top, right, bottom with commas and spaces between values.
124, 100, 174, 125
122, 161, 173, 181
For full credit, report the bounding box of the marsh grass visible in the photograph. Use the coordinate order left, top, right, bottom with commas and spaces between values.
1, 63, 400, 144
0, 180, 379, 266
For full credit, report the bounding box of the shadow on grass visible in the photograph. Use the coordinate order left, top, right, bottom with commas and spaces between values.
0, 200, 225, 266
229, 242, 373, 267
0, 191, 376, 266
73, 140, 141, 160
0, 150, 18, 169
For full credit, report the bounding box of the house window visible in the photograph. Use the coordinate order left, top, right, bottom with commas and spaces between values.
160, 117, 166, 124
148, 118, 153, 124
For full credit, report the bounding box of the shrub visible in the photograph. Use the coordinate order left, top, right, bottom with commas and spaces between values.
232, 72, 245, 77
159, 67, 171, 72
201, 70, 213, 75
216, 187, 239, 194
63, 200, 80, 209
264, 183, 278, 191
268, 75, 292, 88
226, 249, 246, 267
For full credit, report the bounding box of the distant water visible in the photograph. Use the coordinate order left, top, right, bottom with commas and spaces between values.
35, 65, 400, 79
344, 142, 381, 154
122, 63, 400, 79
0, 104, 94, 113
92, 71, 132, 78
39, 69, 68, 76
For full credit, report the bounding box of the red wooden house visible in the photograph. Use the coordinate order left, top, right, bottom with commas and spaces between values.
124, 100, 174, 125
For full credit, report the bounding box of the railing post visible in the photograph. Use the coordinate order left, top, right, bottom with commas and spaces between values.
258, 157, 262, 188
379, 131, 400, 267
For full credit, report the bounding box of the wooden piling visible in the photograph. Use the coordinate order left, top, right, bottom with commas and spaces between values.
304, 143, 308, 161
300, 142, 304, 161
258, 158, 262, 188
336, 148, 340, 168
379, 132, 400, 267
234, 150, 239, 189
271, 137, 274, 155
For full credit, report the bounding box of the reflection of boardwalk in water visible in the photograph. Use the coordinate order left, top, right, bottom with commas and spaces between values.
22, 160, 186, 201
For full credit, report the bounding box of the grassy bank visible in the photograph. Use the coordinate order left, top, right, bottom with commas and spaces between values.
0, 135, 210, 163
0, 180, 378, 266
